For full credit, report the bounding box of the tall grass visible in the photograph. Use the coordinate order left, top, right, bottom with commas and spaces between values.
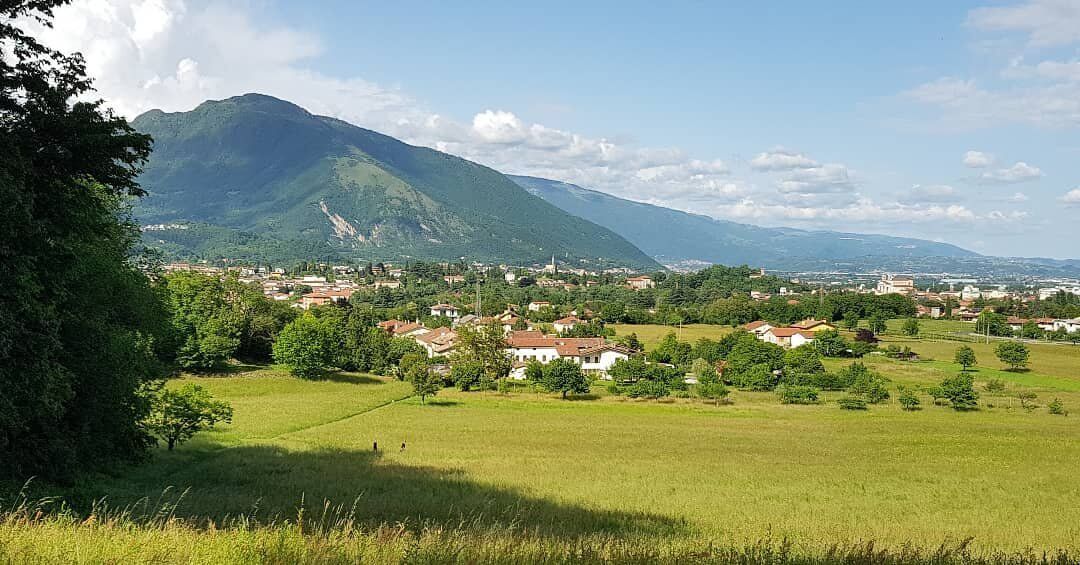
2, 488, 1076, 564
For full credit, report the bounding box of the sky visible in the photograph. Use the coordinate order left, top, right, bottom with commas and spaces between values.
22, 0, 1080, 258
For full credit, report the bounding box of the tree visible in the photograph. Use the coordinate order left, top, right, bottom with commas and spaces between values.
868, 313, 888, 334
995, 341, 1030, 371
847, 363, 890, 403
524, 360, 545, 382
1019, 321, 1043, 340
542, 358, 590, 399
902, 318, 920, 337
954, 346, 977, 372
146, 384, 233, 450
782, 346, 826, 386
813, 329, 849, 358
842, 311, 860, 331
975, 311, 1011, 337
451, 321, 511, 380
651, 332, 693, 367
2, 1, 169, 480
408, 363, 440, 404
940, 374, 979, 410
897, 387, 921, 411
451, 361, 485, 391
273, 314, 335, 378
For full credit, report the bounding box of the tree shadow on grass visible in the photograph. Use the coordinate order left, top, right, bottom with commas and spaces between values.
564, 394, 601, 401
423, 399, 461, 407
91, 444, 685, 541
308, 372, 386, 385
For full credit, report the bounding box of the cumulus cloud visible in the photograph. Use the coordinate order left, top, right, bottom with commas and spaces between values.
776, 164, 855, 194
980, 161, 1043, 183
903, 77, 1080, 129
967, 0, 1080, 47
749, 148, 818, 171
962, 150, 992, 168
1062, 188, 1080, 205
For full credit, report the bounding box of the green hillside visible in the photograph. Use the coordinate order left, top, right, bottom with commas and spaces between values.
132, 94, 658, 268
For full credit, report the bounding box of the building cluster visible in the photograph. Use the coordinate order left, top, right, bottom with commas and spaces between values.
743, 319, 836, 349
377, 307, 632, 378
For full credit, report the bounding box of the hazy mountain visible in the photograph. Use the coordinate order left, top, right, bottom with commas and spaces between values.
510, 175, 979, 269
131, 94, 659, 268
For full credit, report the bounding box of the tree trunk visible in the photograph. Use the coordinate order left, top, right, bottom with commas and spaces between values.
167, 438, 176, 451
562, 390, 567, 399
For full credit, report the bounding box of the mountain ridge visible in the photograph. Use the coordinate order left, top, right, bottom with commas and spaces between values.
509, 174, 980, 269
131, 94, 659, 268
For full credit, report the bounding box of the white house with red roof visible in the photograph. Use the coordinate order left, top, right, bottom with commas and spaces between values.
504, 331, 632, 378
553, 315, 582, 333
761, 327, 815, 348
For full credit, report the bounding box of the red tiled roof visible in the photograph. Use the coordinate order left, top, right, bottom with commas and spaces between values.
392, 322, 424, 335
745, 320, 769, 330
554, 316, 580, 325
768, 327, 814, 338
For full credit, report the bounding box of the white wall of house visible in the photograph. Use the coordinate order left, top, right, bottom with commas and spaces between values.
509, 346, 560, 363
790, 333, 815, 348
581, 350, 628, 377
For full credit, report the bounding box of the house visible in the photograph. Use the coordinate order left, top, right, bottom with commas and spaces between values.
503, 271, 517, 284
1033, 318, 1057, 332
415, 327, 457, 357
504, 331, 631, 378
553, 315, 582, 334
453, 313, 479, 327
326, 289, 353, 303
429, 303, 460, 319
626, 275, 655, 290
744, 320, 774, 337
1007, 316, 1027, 332
300, 292, 331, 309
1053, 318, 1080, 334
527, 301, 551, 312
790, 319, 835, 333
761, 327, 815, 348
379, 319, 406, 333
373, 279, 401, 289
876, 274, 915, 295
443, 275, 465, 285
392, 322, 430, 338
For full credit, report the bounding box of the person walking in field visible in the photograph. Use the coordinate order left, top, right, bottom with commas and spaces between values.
373, 441, 378, 453
400, 442, 406, 452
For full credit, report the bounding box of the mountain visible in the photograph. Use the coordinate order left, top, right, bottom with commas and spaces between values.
131, 94, 659, 269
509, 175, 980, 269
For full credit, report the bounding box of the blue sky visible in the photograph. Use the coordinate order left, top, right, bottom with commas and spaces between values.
29, 0, 1080, 257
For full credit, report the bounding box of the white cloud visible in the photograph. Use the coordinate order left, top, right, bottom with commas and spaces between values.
980, 161, 1043, 183
962, 150, 992, 168
1009, 191, 1030, 202
1002, 58, 1080, 82
900, 184, 962, 204
903, 77, 1080, 129
776, 164, 855, 194
1062, 188, 1080, 205
19, 0, 1029, 241
967, 0, 1080, 47
749, 148, 818, 171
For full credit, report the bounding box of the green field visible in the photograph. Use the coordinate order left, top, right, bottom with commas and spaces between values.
4, 323, 1080, 562
611, 323, 734, 348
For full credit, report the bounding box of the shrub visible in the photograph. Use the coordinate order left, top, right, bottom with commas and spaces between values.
940, 374, 979, 411
605, 380, 622, 395
1048, 398, 1068, 416
697, 381, 730, 405
838, 397, 868, 410
777, 385, 820, 405
984, 379, 1007, 394
1017, 391, 1038, 410
897, 387, 921, 411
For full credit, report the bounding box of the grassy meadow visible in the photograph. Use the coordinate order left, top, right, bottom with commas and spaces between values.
4, 323, 1080, 563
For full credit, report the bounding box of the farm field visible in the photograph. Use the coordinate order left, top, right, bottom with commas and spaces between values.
7, 344, 1078, 562
610, 323, 734, 348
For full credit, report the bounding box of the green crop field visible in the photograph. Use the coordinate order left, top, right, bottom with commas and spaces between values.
6, 331, 1080, 563
610, 323, 734, 348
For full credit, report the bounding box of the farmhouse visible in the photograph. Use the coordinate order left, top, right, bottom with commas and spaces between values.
761, 327, 815, 348
791, 319, 835, 333
626, 275, 656, 290
391, 321, 430, 338
373, 279, 401, 289
299, 292, 331, 309
505, 331, 631, 378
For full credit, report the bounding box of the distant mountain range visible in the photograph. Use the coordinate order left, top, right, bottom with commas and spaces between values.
131, 94, 659, 268
510, 175, 976, 266
130, 93, 1076, 278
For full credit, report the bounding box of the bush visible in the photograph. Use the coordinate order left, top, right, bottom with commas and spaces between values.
1048, 398, 1068, 416
898, 387, 921, 411
605, 381, 622, 395
697, 381, 730, 405
1017, 391, 1038, 410
984, 379, 1007, 394
777, 385, 820, 404
837, 397, 868, 410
